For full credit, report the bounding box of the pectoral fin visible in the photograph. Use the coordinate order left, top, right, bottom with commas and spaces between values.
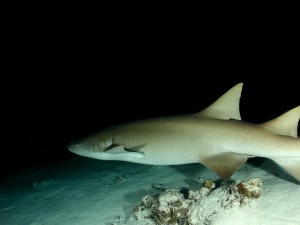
201, 152, 249, 179
106, 145, 145, 159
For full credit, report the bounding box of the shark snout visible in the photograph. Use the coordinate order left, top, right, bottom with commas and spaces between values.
68, 135, 115, 159
67, 142, 80, 153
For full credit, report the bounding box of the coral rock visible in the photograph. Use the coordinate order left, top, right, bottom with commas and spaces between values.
130, 178, 263, 225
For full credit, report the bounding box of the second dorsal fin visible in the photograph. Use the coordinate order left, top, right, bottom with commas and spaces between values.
260, 106, 300, 138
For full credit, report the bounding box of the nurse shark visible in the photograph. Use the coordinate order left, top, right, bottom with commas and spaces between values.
68, 83, 300, 182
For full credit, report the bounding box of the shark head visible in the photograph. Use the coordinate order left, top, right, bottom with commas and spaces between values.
67, 134, 115, 159
68, 132, 145, 161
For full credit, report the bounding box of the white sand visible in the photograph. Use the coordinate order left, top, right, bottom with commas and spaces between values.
0, 157, 299, 225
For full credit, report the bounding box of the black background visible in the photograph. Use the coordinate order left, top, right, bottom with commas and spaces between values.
2, 2, 300, 175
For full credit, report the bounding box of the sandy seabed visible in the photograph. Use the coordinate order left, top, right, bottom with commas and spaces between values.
0, 157, 300, 225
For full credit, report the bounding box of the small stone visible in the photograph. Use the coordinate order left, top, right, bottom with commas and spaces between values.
237, 178, 262, 199
203, 179, 215, 189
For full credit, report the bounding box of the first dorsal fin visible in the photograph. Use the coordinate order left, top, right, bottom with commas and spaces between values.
261, 105, 300, 138
196, 83, 243, 120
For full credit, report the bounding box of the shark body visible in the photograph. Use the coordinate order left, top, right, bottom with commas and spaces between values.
68, 83, 300, 182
